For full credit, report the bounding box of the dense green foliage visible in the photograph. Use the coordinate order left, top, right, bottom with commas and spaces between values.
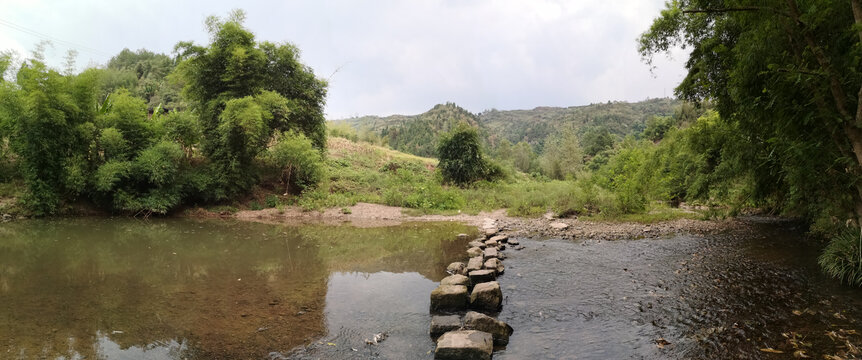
640, 0, 862, 285
437, 122, 501, 185
0, 10, 327, 215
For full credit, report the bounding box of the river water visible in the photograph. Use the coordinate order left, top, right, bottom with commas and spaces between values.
1, 217, 860, 359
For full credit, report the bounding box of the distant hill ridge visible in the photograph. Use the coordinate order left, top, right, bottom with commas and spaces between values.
330, 98, 680, 157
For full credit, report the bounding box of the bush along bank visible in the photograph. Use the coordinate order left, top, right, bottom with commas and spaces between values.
430, 219, 520, 359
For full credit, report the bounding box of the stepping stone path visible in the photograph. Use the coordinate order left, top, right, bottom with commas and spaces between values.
430, 219, 517, 359
435, 330, 493, 360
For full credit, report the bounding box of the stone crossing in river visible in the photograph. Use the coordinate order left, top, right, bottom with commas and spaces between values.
429, 219, 521, 359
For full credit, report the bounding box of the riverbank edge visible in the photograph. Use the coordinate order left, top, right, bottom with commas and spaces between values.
192, 201, 752, 239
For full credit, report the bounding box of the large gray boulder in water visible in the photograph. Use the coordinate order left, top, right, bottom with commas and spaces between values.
430, 285, 468, 312
434, 330, 493, 360
464, 311, 514, 345
470, 281, 502, 312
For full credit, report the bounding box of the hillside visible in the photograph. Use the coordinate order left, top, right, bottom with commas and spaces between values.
330, 98, 680, 156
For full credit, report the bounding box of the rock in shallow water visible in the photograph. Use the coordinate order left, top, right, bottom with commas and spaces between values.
466, 257, 484, 272
483, 247, 498, 260
457, 233, 469, 240
507, 238, 520, 246
430, 285, 468, 312
467, 247, 483, 258
464, 311, 514, 345
435, 330, 493, 360
489, 234, 508, 243
446, 262, 467, 275
483, 228, 498, 238
483, 258, 504, 275
470, 281, 502, 312
468, 269, 496, 284
430, 315, 462, 338
441, 274, 471, 287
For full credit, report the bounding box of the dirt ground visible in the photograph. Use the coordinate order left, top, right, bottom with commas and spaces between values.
224, 202, 748, 238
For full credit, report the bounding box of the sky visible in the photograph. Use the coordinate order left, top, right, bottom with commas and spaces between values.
0, 0, 687, 119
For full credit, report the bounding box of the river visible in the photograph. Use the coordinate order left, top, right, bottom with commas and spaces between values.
0, 217, 859, 359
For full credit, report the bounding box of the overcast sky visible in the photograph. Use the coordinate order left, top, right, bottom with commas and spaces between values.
0, 0, 686, 119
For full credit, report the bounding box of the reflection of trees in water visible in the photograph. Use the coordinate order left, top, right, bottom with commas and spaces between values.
0, 219, 329, 359
0, 219, 475, 359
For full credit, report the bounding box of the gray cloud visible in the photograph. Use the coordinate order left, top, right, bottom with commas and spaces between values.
0, 0, 686, 118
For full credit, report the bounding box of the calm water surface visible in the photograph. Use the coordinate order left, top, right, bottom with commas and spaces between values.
0, 218, 475, 359
2, 217, 860, 359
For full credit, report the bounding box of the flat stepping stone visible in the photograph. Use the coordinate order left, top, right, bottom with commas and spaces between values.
483, 227, 498, 238
484, 239, 498, 247
466, 257, 484, 272
435, 330, 493, 360
489, 234, 508, 243
430, 285, 468, 312
483, 258, 504, 275
430, 315, 462, 338
483, 247, 498, 260
464, 311, 514, 345
468, 269, 496, 284
441, 274, 470, 287
470, 281, 502, 312
466, 247, 483, 258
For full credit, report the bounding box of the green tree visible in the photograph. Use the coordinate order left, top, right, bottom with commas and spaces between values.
540, 127, 583, 180
437, 122, 498, 185
640, 0, 862, 284
175, 9, 328, 198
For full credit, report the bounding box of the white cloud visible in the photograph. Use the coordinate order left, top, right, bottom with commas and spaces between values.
0, 0, 686, 118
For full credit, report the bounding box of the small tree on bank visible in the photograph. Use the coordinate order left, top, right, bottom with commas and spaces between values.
437, 122, 500, 185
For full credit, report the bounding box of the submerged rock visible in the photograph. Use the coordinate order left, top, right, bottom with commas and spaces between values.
464, 311, 514, 345
430, 285, 469, 312
466, 257, 484, 272
467, 247, 483, 258
483, 247, 498, 260
430, 315, 462, 338
489, 234, 508, 243
441, 274, 471, 287
447, 262, 467, 275
470, 281, 502, 312
483, 258, 504, 275
435, 330, 493, 360
468, 269, 496, 284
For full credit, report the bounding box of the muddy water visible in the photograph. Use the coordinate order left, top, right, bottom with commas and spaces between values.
497, 217, 862, 359
0, 218, 475, 359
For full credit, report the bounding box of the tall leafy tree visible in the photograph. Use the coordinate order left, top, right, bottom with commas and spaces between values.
640, 0, 862, 224
174, 9, 327, 199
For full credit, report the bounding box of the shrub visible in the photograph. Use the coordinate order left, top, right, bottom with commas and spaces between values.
265, 131, 324, 194
819, 227, 862, 287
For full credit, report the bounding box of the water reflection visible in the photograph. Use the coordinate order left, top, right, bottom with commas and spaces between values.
0, 219, 474, 359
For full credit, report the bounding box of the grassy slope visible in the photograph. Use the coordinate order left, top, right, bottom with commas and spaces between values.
288, 137, 701, 222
